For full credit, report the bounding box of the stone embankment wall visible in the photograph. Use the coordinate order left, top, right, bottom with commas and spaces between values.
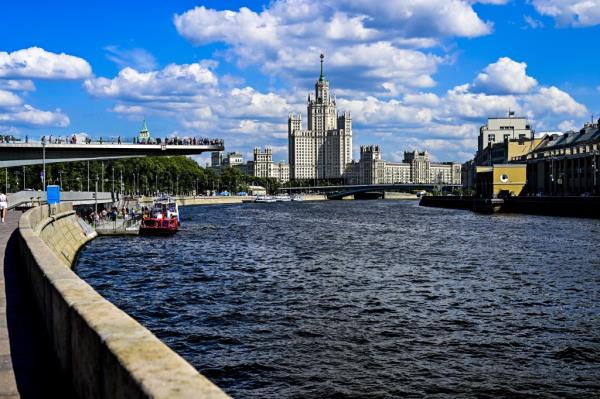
17, 203, 229, 399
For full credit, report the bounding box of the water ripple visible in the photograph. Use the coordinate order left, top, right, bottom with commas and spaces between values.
75, 201, 600, 398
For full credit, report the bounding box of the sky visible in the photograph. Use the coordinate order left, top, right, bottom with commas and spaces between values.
1, 0, 599, 165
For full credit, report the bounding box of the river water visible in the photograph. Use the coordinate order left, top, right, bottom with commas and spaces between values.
75, 200, 600, 398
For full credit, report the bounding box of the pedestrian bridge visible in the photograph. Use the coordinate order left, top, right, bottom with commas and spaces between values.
0, 141, 224, 168
282, 183, 461, 200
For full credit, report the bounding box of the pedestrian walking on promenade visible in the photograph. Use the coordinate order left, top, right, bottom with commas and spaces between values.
0, 192, 7, 223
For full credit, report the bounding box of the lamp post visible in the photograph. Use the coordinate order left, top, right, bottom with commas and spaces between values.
59, 170, 63, 191
94, 174, 98, 226
22, 166, 26, 190
87, 161, 90, 192
42, 137, 46, 191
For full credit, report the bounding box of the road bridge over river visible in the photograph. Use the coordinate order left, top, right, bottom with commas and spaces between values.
282, 183, 462, 200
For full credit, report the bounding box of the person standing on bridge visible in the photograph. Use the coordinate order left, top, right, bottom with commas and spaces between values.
0, 192, 7, 223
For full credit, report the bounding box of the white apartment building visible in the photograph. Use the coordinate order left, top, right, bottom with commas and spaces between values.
478, 113, 533, 152
288, 54, 352, 180
246, 147, 290, 183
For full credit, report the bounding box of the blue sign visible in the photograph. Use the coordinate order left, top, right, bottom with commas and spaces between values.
47, 185, 60, 205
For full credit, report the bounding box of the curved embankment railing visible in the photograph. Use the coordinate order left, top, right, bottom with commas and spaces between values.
17, 203, 230, 399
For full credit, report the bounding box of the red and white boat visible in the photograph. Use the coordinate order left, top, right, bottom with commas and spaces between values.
139, 196, 179, 235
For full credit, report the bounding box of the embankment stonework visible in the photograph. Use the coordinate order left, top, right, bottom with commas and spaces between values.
17, 203, 229, 399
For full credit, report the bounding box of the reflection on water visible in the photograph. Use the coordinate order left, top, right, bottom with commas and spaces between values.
76, 201, 600, 398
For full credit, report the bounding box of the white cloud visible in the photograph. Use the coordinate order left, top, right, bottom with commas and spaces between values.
532, 0, 600, 27
220, 87, 294, 118
558, 120, 578, 131
0, 104, 69, 127
524, 15, 544, 29
0, 47, 91, 79
173, 1, 490, 94
472, 57, 538, 94
475, 0, 509, 4
86, 62, 296, 144
0, 79, 35, 91
403, 92, 441, 107
84, 63, 218, 101
0, 88, 69, 128
524, 86, 587, 116
443, 84, 519, 119
104, 46, 157, 71
328, 0, 494, 37
339, 96, 434, 125
0, 90, 23, 108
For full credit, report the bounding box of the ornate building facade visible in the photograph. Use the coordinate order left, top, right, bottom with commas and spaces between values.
288, 54, 352, 180
346, 146, 461, 185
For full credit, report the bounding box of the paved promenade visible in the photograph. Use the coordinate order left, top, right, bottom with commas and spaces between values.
0, 210, 75, 398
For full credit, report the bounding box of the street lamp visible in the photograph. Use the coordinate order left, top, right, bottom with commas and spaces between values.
42, 136, 46, 191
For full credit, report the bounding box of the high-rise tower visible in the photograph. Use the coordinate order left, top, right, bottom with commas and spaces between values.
288, 54, 352, 180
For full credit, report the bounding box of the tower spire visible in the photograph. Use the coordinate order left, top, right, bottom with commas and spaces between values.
319, 53, 324, 81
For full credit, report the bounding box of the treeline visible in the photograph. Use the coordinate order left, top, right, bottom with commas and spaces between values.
1, 157, 280, 195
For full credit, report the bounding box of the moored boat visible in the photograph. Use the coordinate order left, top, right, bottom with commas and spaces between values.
291, 194, 304, 202
139, 196, 179, 235
274, 194, 292, 202
255, 195, 276, 203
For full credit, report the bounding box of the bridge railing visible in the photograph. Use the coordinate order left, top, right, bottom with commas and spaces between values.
0, 136, 224, 146
7, 190, 114, 210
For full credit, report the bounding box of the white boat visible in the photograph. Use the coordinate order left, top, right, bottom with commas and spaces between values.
274, 194, 292, 202
255, 195, 276, 203
291, 194, 304, 202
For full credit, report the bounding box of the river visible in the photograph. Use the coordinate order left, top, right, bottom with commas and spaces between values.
75, 200, 600, 398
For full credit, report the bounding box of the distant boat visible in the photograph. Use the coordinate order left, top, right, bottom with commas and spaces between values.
255, 195, 276, 203
291, 194, 304, 202
139, 196, 179, 235
274, 194, 292, 202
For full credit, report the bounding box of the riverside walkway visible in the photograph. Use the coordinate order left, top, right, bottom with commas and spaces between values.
0, 210, 74, 398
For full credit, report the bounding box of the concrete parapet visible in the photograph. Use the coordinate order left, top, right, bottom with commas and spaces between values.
383, 192, 418, 200
17, 204, 230, 399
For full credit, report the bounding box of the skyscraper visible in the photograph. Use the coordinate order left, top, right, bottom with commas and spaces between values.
288, 54, 352, 181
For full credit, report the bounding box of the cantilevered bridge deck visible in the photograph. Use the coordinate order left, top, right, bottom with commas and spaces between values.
0, 142, 224, 168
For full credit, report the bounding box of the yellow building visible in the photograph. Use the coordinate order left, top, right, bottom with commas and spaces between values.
475, 164, 527, 198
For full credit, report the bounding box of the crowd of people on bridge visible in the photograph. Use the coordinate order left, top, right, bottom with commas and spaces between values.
24, 135, 224, 146
0, 135, 20, 143
132, 137, 223, 146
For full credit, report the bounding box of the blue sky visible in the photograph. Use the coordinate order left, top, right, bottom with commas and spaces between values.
1, 1, 599, 164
